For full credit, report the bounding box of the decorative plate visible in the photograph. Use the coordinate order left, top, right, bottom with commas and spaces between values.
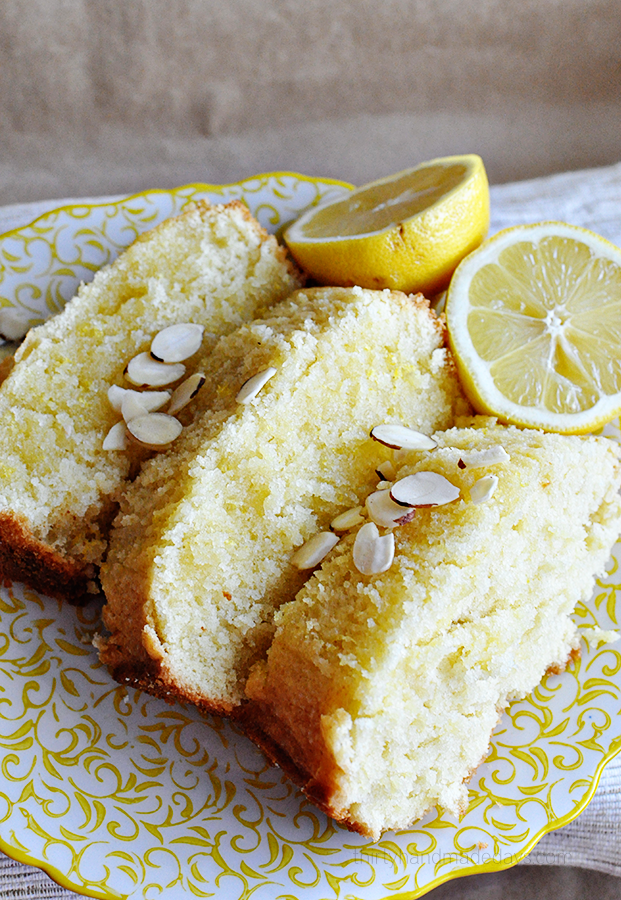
0, 174, 620, 900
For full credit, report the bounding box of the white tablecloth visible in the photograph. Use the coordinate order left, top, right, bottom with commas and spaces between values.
1, 162, 621, 897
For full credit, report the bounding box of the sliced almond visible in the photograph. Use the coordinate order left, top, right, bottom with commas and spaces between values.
457, 447, 510, 468
366, 489, 416, 528
353, 522, 394, 575
150, 323, 204, 363
125, 352, 186, 388
236, 366, 277, 404
167, 373, 206, 415
291, 531, 339, 569
110, 385, 171, 415
390, 471, 460, 508
121, 392, 148, 423
108, 384, 127, 412
0, 307, 31, 342
137, 390, 171, 412
127, 412, 183, 447
470, 474, 499, 505
371, 424, 437, 451
103, 421, 128, 450
330, 506, 365, 533
375, 459, 396, 481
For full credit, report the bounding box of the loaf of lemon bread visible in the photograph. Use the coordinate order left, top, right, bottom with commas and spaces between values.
0, 201, 301, 601
243, 419, 621, 839
99, 286, 469, 715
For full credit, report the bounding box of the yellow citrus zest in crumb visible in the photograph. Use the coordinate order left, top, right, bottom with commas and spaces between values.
445, 221, 621, 434
284, 155, 489, 296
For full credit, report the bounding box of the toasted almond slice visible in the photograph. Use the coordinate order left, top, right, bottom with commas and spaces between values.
136, 390, 171, 412
375, 459, 396, 481
291, 531, 339, 569
108, 384, 127, 412
127, 412, 183, 447
457, 447, 510, 468
353, 522, 395, 575
0, 307, 31, 342
167, 373, 206, 415
371, 424, 437, 451
470, 474, 499, 504
121, 391, 153, 424
366, 489, 416, 528
390, 471, 460, 507
236, 366, 277, 404
330, 506, 365, 533
109, 386, 171, 415
125, 352, 186, 388
103, 421, 128, 450
150, 323, 205, 363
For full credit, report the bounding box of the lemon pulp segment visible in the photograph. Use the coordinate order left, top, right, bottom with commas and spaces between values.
284, 155, 489, 295
447, 222, 621, 433
297, 163, 469, 238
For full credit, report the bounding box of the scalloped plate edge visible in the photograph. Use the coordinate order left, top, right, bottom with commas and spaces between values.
2, 735, 619, 900
0, 171, 355, 242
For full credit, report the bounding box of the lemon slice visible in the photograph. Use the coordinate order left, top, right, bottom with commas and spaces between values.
446, 222, 621, 434
284, 155, 489, 295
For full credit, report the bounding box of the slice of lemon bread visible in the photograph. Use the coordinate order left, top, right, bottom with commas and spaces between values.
0, 201, 301, 601
99, 286, 469, 714
243, 419, 621, 839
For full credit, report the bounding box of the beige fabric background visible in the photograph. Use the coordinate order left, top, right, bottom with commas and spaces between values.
2, 1, 621, 897
2, 0, 621, 205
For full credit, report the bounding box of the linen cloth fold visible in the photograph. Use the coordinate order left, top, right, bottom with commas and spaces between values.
0, 161, 620, 897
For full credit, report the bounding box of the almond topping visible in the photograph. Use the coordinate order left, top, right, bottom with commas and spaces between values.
457, 447, 510, 468
102, 421, 128, 451
375, 459, 396, 481
167, 373, 206, 415
353, 522, 395, 575
0, 307, 31, 342
107, 384, 127, 412
109, 386, 171, 414
390, 471, 460, 508
291, 531, 339, 569
371, 424, 437, 451
236, 367, 277, 404
125, 352, 186, 388
330, 506, 366, 532
366, 489, 416, 528
127, 412, 183, 447
470, 474, 499, 504
122, 391, 150, 423
150, 323, 204, 363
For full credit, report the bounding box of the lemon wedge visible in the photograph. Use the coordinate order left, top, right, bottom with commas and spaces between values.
284, 155, 489, 295
445, 222, 621, 434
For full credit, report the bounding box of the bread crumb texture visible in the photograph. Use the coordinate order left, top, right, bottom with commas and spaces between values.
0, 201, 301, 597
244, 419, 621, 839
100, 286, 468, 712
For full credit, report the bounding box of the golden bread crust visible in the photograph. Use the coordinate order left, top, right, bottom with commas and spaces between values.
0, 511, 92, 602
109, 656, 236, 718
238, 699, 371, 837
241, 632, 585, 839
